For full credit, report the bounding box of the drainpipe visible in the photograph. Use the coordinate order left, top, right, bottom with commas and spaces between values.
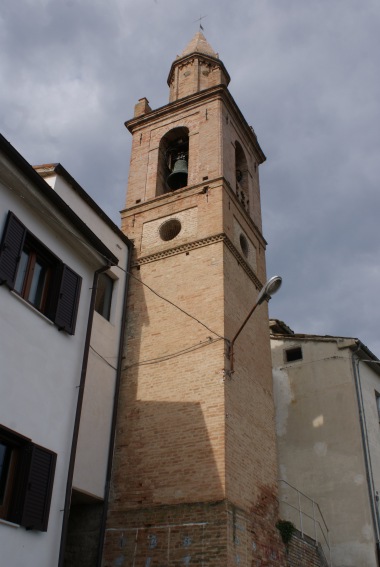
351, 346, 380, 564
96, 245, 132, 567
58, 263, 111, 567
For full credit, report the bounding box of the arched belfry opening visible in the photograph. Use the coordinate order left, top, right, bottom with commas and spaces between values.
156, 127, 189, 195
235, 141, 249, 212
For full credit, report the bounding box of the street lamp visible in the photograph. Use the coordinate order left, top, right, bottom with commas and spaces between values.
229, 275, 282, 373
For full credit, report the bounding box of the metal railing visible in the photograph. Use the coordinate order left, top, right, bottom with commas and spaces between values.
278, 479, 332, 566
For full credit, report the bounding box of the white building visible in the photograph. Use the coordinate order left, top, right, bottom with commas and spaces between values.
270, 319, 380, 567
0, 134, 131, 567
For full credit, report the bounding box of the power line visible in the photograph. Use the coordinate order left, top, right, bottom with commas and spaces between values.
124, 336, 223, 369
89, 345, 118, 370
127, 271, 226, 341
5, 179, 226, 342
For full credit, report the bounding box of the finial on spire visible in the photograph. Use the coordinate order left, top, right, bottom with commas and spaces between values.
193, 14, 208, 31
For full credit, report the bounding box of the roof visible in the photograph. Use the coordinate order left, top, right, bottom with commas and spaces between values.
34, 163, 132, 247
270, 318, 359, 343
269, 319, 294, 335
0, 133, 124, 265
178, 31, 219, 59
269, 319, 380, 370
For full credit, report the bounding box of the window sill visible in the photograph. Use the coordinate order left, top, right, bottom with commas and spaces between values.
10, 291, 55, 326
0, 518, 20, 529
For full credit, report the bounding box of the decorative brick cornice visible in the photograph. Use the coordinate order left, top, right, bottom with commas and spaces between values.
223, 236, 263, 290
132, 232, 263, 290
132, 233, 224, 266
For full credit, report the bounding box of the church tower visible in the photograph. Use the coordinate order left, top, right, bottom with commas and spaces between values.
103, 33, 284, 566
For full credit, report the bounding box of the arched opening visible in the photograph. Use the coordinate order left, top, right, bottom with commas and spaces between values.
156, 127, 189, 195
235, 141, 249, 212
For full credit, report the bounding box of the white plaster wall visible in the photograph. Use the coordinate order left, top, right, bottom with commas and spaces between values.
45, 173, 130, 499
272, 338, 378, 567
358, 362, 380, 532
0, 176, 98, 566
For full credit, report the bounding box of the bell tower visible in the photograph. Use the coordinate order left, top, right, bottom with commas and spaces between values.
103, 33, 284, 566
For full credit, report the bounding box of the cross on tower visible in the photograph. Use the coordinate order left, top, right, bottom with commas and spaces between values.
193, 14, 208, 30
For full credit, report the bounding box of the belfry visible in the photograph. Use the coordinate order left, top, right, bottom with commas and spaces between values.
103, 32, 284, 566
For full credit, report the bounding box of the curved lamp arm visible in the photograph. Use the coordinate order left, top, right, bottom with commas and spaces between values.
228, 276, 282, 374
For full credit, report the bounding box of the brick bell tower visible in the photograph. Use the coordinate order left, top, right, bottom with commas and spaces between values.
103, 32, 285, 566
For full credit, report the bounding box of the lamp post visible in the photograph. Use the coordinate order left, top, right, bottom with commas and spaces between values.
229, 275, 282, 373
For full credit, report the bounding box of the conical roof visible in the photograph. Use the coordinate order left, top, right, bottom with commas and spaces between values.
178, 31, 219, 60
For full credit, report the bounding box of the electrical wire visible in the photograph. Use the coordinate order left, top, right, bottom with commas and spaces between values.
5, 179, 226, 342
126, 271, 226, 341
124, 336, 224, 369
89, 345, 118, 370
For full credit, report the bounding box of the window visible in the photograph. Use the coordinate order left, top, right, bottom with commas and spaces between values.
0, 425, 56, 531
239, 234, 249, 258
159, 218, 182, 241
376, 392, 380, 423
0, 212, 82, 335
235, 141, 249, 213
95, 272, 114, 320
285, 346, 303, 362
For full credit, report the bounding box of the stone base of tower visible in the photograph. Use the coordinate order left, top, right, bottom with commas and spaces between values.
102, 496, 287, 566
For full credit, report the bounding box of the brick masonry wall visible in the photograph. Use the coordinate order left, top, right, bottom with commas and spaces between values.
109, 241, 226, 511
103, 500, 289, 567
103, 501, 228, 567
285, 530, 329, 567
106, 44, 282, 565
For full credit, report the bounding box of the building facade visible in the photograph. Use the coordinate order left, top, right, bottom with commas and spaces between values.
271, 320, 380, 567
35, 163, 132, 567
0, 135, 131, 567
103, 33, 285, 566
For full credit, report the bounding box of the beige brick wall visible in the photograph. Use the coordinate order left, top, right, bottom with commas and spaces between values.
141, 207, 198, 253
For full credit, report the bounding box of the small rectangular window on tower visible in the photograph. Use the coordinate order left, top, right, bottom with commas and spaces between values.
285, 346, 303, 363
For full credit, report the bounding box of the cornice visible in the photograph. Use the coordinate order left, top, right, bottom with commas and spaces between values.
124, 86, 265, 163
125, 86, 226, 131
121, 176, 267, 248
132, 232, 263, 290
121, 177, 223, 216
223, 236, 263, 290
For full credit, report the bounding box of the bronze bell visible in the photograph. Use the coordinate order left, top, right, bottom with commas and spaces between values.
167, 154, 188, 190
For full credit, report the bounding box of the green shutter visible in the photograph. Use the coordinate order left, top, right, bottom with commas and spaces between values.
20, 444, 56, 531
0, 212, 26, 288
54, 264, 82, 335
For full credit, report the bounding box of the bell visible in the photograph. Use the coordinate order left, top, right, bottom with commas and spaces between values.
167, 155, 188, 190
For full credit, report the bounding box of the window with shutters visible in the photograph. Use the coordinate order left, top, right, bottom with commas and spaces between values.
0, 425, 56, 531
0, 211, 82, 335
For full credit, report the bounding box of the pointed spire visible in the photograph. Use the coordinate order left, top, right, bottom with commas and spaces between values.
168, 33, 230, 102
178, 31, 219, 60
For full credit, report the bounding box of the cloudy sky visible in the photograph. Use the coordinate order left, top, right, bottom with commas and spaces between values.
1, 0, 379, 354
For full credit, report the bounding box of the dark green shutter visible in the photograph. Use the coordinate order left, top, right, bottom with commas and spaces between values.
54, 264, 82, 335
20, 445, 56, 531
0, 212, 26, 288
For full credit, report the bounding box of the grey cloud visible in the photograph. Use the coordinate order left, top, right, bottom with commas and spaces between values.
1, 0, 380, 353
